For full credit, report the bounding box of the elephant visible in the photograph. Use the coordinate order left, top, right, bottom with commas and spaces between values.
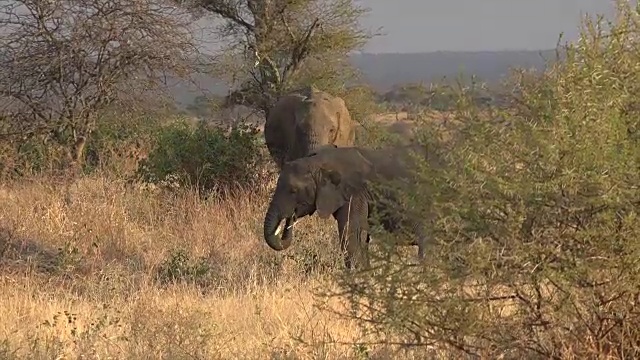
264, 85, 356, 170
262, 144, 432, 269
354, 118, 419, 148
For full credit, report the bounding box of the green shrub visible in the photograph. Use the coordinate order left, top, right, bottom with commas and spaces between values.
324, 3, 640, 359
83, 111, 162, 177
138, 118, 272, 195
0, 129, 71, 179
0, 138, 54, 178
0, 109, 163, 180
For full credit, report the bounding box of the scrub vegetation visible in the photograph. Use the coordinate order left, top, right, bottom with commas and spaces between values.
0, 0, 639, 358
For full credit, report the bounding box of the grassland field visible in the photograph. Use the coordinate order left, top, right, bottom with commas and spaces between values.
0, 114, 441, 359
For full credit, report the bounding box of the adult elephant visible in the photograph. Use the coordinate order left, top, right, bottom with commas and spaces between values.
264, 85, 356, 170
354, 117, 419, 148
262, 144, 431, 269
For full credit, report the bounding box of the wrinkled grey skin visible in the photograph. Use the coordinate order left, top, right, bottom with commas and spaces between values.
264, 85, 356, 170
262, 144, 431, 270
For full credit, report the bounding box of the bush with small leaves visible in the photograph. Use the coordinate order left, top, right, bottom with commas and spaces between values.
138, 118, 274, 196
323, 3, 640, 359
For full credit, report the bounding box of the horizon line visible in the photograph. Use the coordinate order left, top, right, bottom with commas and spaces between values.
352, 48, 559, 55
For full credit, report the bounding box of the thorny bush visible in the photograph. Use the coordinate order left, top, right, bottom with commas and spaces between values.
319, 3, 640, 359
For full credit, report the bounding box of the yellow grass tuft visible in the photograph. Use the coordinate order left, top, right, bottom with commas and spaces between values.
0, 175, 435, 359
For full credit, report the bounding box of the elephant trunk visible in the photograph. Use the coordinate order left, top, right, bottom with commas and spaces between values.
305, 134, 325, 156
263, 202, 294, 251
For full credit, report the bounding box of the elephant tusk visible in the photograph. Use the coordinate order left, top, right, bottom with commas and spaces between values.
274, 218, 300, 236
289, 218, 300, 229
274, 218, 301, 236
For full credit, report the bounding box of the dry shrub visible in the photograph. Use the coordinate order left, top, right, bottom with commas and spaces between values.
0, 0, 196, 177
321, 2, 640, 359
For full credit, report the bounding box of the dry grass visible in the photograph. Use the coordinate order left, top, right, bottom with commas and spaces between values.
368, 110, 455, 125
0, 175, 434, 359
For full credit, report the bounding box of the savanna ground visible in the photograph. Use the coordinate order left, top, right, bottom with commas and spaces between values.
0, 175, 403, 359
3, 3, 640, 359
0, 105, 451, 359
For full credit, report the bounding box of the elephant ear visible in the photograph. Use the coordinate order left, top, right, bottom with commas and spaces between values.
315, 166, 365, 219
315, 168, 344, 219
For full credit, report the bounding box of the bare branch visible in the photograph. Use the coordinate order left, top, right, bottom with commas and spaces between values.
0, 0, 198, 163
179, 0, 373, 113
280, 16, 320, 85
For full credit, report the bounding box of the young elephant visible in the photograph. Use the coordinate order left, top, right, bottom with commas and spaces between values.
262, 144, 430, 269
264, 85, 356, 170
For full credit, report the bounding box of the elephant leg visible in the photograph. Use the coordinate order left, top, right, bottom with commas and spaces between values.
333, 196, 370, 270
416, 225, 427, 262
408, 219, 429, 263
359, 228, 371, 267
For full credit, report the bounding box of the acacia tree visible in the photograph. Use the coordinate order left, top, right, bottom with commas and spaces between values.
179, 0, 373, 115
0, 0, 198, 169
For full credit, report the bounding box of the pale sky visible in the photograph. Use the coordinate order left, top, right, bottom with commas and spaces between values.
358, 0, 617, 52
191, 0, 619, 54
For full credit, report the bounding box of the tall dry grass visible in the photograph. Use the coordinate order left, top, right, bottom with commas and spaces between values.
0, 175, 434, 359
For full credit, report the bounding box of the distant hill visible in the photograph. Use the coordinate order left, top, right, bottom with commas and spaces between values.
350, 49, 559, 92
170, 49, 560, 108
